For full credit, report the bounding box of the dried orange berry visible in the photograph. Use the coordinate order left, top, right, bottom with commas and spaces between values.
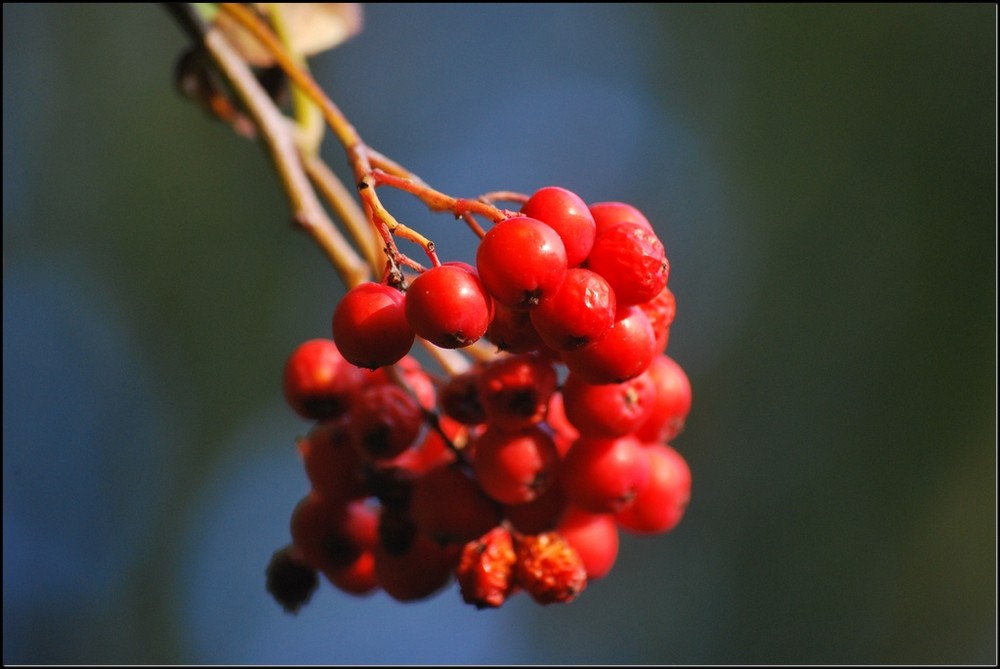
513, 531, 587, 605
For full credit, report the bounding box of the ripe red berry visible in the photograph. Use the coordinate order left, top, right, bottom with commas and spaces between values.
476, 216, 568, 310
290, 494, 379, 574
586, 221, 668, 307
297, 421, 369, 502
561, 368, 656, 438
439, 370, 487, 426
588, 201, 653, 235
332, 282, 414, 370
472, 425, 561, 505
476, 353, 558, 431
635, 354, 692, 444
529, 267, 616, 351
323, 549, 379, 596
456, 526, 517, 609
556, 507, 619, 580
374, 530, 460, 602
561, 305, 656, 385
404, 263, 493, 349
513, 531, 587, 605
486, 303, 546, 353
616, 444, 691, 534
410, 464, 501, 545
560, 434, 650, 514
282, 338, 363, 420
637, 285, 676, 354
348, 382, 424, 461
521, 186, 597, 267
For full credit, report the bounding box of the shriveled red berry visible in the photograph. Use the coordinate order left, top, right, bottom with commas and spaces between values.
513, 532, 587, 604
586, 221, 668, 307
472, 425, 560, 505
266, 545, 319, 613
529, 267, 616, 351
405, 263, 493, 349
561, 434, 650, 514
456, 526, 517, 609
348, 383, 424, 461
521, 186, 596, 267
561, 368, 656, 438
332, 282, 414, 370
477, 353, 558, 431
556, 507, 619, 580
635, 354, 692, 444
476, 216, 568, 310
616, 444, 691, 534
282, 338, 362, 420
561, 305, 656, 385
588, 201, 653, 235
410, 464, 501, 545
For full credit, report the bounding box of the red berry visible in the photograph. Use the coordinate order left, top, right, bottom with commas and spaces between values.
635, 354, 692, 444
290, 494, 379, 574
637, 286, 676, 354
486, 303, 546, 353
561, 368, 656, 438
282, 338, 362, 420
410, 464, 501, 545
405, 263, 493, 349
374, 530, 459, 602
472, 425, 561, 505
556, 507, 619, 580
439, 370, 486, 426
332, 282, 414, 370
348, 383, 424, 461
476, 353, 558, 431
586, 221, 668, 307
513, 532, 587, 605
588, 201, 653, 235
503, 480, 569, 534
297, 421, 369, 502
476, 216, 568, 310
529, 268, 616, 351
561, 434, 650, 514
521, 186, 596, 267
616, 444, 691, 534
323, 549, 379, 596
561, 305, 656, 385
456, 526, 517, 609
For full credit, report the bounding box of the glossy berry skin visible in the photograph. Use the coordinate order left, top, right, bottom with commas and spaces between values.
476, 216, 568, 310
282, 339, 362, 420
635, 354, 693, 444
529, 268, 616, 351
616, 444, 691, 534
556, 507, 619, 580
486, 303, 546, 353
588, 201, 653, 235
405, 263, 493, 349
586, 221, 668, 307
332, 282, 414, 370
290, 494, 379, 575
638, 286, 676, 354
520, 186, 597, 267
472, 425, 561, 505
297, 421, 369, 502
561, 306, 656, 385
561, 368, 656, 438
561, 434, 650, 514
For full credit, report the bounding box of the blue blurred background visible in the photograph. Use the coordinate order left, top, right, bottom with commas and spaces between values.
3, 4, 995, 664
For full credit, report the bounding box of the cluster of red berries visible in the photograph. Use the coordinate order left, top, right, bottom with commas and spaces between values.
267, 187, 692, 611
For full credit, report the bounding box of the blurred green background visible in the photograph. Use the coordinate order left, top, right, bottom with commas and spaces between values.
3, 3, 995, 664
